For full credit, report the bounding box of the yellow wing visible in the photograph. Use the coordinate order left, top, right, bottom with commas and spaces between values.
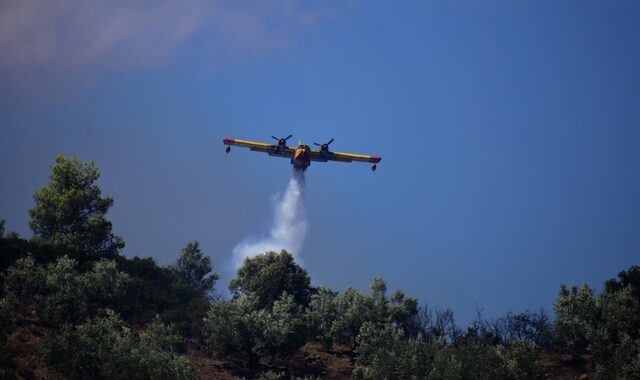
309, 149, 382, 164
223, 138, 294, 158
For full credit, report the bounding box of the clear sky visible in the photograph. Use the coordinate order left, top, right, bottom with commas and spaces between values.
1, 1, 639, 324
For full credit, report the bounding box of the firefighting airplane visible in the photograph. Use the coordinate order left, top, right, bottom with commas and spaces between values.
223, 135, 382, 171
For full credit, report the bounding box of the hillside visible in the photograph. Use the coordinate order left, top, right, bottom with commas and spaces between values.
1, 156, 639, 379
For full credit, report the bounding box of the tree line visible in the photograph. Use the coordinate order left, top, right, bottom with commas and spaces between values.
1, 155, 639, 379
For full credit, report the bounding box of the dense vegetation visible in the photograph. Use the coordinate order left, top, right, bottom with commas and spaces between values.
1, 155, 639, 379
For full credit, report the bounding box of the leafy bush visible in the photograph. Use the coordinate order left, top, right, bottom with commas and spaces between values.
229, 250, 311, 309
41, 256, 89, 324
553, 267, 640, 379
354, 324, 545, 380
1, 256, 45, 319
203, 293, 307, 374
553, 284, 598, 353
495, 340, 546, 380
44, 310, 194, 380
2, 255, 131, 326
353, 322, 434, 379
114, 255, 180, 323
590, 286, 640, 378
330, 279, 418, 351
306, 286, 337, 351
2, 240, 217, 338
605, 265, 640, 299
331, 287, 373, 350
84, 259, 132, 316
618, 334, 640, 379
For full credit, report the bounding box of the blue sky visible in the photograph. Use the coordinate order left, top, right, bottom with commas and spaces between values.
1, 1, 639, 324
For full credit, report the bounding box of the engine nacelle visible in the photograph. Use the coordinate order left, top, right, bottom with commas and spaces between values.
371, 164, 377, 172
225, 146, 231, 153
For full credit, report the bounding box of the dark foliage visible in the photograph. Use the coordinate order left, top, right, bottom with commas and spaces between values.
459, 308, 552, 347
606, 265, 640, 300
29, 155, 125, 256
2, 156, 638, 379
553, 269, 640, 379
114, 253, 214, 336
203, 293, 306, 374
44, 310, 194, 380
229, 250, 312, 309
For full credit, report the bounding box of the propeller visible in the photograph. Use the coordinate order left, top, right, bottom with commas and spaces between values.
313, 138, 334, 151
272, 135, 293, 145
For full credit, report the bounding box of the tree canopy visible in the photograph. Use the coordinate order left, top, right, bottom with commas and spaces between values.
45, 310, 194, 380
29, 155, 124, 256
229, 250, 311, 309
2, 154, 639, 379
172, 241, 218, 298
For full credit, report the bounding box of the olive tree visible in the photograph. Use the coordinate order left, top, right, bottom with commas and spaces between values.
306, 286, 337, 351
1, 255, 131, 326
331, 279, 418, 350
229, 250, 311, 309
203, 293, 306, 374
45, 310, 194, 380
553, 284, 598, 353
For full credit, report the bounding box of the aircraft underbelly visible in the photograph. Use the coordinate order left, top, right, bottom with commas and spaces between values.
293, 155, 310, 170
268, 152, 290, 158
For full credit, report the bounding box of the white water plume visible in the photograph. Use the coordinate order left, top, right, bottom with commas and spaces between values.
231, 170, 308, 268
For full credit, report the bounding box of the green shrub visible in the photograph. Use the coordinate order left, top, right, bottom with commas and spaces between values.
553, 284, 598, 353
354, 321, 545, 379
229, 250, 311, 310
496, 340, 545, 380
203, 293, 306, 374
2, 255, 131, 326
44, 310, 194, 380
354, 322, 434, 379
306, 286, 337, 351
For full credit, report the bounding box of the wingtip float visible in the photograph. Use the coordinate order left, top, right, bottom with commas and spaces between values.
223, 136, 381, 172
